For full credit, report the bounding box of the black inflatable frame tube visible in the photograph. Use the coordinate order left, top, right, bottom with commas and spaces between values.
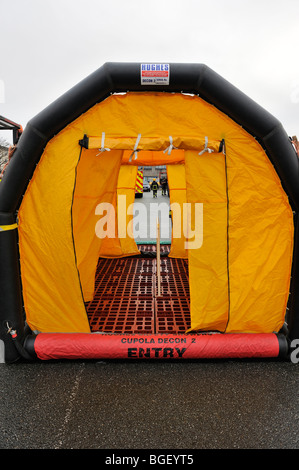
0, 63, 298, 362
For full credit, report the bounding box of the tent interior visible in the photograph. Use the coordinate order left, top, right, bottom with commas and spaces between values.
17, 92, 294, 338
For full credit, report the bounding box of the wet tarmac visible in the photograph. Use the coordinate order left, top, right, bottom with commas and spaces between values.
1, 358, 299, 450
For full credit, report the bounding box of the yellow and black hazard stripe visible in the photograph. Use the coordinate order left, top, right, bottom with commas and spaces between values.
135, 170, 143, 194
0, 223, 18, 232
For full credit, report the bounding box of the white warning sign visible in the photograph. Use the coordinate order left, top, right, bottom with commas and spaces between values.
141, 64, 170, 85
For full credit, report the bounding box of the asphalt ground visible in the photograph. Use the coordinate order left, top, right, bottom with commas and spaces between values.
1, 190, 299, 452
1, 359, 299, 450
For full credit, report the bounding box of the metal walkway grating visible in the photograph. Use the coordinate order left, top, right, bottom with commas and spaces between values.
85, 244, 191, 334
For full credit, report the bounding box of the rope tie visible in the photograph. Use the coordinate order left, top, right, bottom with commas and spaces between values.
96, 132, 111, 155
163, 136, 178, 155
129, 134, 142, 162
198, 136, 214, 155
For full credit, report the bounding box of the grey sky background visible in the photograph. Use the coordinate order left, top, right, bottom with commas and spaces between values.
1, 0, 299, 144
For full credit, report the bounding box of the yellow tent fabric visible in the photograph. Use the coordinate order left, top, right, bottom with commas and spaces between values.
167, 163, 188, 259
73, 148, 124, 301
185, 150, 229, 332
117, 165, 140, 256
224, 140, 293, 333
18, 92, 294, 334
121, 149, 184, 166
18, 133, 91, 332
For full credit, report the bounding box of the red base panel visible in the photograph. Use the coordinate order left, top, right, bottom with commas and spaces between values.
32, 332, 282, 361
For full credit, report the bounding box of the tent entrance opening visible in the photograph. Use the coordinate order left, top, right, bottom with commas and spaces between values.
85, 244, 191, 334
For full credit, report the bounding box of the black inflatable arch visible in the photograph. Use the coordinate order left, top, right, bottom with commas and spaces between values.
1, 63, 299, 363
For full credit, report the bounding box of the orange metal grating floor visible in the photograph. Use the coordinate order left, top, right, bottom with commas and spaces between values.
85, 244, 191, 334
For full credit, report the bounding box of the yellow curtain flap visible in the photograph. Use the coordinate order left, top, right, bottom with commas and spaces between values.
167, 164, 188, 259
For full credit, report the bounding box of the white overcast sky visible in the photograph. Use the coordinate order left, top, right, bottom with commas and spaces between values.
1, 0, 299, 143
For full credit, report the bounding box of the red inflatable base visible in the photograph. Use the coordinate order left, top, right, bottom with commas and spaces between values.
31, 332, 284, 360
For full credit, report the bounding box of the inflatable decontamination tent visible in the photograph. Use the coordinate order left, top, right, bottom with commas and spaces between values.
1, 62, 299, 363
